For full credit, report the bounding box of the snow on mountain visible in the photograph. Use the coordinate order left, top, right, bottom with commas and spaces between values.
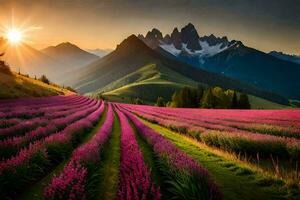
160, 39, 237, 63
139, 23, 238, 63
160, 43, 181, 56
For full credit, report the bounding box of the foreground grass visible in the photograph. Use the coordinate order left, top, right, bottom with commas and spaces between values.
97, 114, 121, 200
18, 107, 108, 200
142, 119, 293, 200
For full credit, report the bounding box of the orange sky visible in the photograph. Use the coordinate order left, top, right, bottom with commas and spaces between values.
0, 0, 299, 55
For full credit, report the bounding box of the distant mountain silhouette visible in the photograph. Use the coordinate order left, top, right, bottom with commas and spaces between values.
42, 42, 99, 70
269, 51, 300, 65
0, 39, 99, 83
86, 48, 112, 57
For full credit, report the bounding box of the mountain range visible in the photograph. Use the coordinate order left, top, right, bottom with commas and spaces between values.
1, 23, 299, 108
138, 23, 300, 100
64, 34, 289, 107
0, 39, 98, 83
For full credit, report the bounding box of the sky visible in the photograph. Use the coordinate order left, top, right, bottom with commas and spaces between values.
0, 0, 299, 55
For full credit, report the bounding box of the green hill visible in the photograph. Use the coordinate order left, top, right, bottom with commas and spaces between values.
97, 63, 197, 102
0, 72, 74, 99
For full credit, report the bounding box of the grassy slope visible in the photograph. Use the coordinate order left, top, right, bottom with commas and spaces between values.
94, 64, 288, 108
248, 95, 288, 109
97, 114, 121, 200
18, 106, 108, 200
0, 72, 73, 99
100, 63, 199, 102
141, 119, 290, 200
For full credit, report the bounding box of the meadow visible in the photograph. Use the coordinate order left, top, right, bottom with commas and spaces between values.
0, 95, 299, 200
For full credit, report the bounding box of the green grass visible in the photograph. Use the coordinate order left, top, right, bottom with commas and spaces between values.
17, 107, 108, 200
98, 63, 199, 103
0, 72, 73, 99
141, 119, 291, 200
97, 114, 121, 200
248, 95, 288, 109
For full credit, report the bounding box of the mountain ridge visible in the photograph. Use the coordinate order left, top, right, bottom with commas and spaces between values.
67, 34, 288, 106
138, 23, 300, 100
42, 42, 99, 71
269, 51, 300, 65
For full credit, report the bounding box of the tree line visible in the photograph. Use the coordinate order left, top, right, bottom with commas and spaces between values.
156, 86, 251, 109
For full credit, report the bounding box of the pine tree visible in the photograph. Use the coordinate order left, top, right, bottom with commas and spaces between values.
39, 75, 50, 85
238, 93, 251, 109
231, 91, 238, 109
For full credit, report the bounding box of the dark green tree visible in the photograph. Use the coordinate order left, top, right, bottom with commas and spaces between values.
231, 91, 238, 109
39, 75, 50, 85
155, 96, 165, 107
238, 93, 251, 109
200, 88, 215, 108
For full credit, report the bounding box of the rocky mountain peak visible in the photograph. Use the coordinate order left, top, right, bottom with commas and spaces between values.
180, 23, 201, 51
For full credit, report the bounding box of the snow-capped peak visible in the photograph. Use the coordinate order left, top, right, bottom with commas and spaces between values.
160, 39, 236, 59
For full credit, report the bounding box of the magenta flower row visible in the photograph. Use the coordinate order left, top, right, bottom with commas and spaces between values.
116, 108, 161, 200
120, 106, 222, 200
45, 103, 114, 199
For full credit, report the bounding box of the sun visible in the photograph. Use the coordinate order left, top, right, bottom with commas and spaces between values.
6, 28, 23, 44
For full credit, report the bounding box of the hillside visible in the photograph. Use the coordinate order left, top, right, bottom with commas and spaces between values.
64, 35, 160, 92
68, 35, 289, 107
100, 64, 288, 108
0, 71, 73, 99
98, 63, 198, 102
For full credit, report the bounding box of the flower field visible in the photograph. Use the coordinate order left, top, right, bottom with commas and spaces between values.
0, 96, 299, 199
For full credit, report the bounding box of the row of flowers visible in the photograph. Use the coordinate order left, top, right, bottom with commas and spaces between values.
0, 99, 104, 199
0, 99, 101, 159
116, 108, 161, 200
0, 97, 96, 138
44, 103, 114, 200
0, 96, 88, 135
124, 104, 300, 138
0, 95, 82, 111
119, 106, 223, 200
0, 95, 85, 119
122, 105, 300, 159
